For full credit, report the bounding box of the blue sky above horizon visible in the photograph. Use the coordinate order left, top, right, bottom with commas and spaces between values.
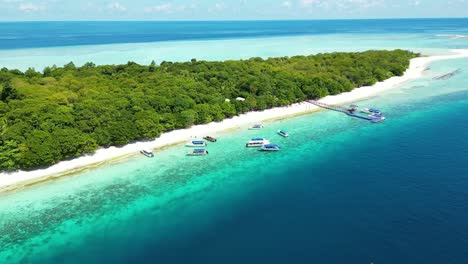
0, 0, 467, 21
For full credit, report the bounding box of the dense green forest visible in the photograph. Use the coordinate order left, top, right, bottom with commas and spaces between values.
0, 50, 417, 171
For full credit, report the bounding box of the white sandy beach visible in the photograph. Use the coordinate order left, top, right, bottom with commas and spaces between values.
1, 49, 468, 193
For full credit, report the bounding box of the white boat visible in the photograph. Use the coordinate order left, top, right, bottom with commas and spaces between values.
368, 112, 383, 118
246, 138, 270, 147
260, 144, 281, 151
361, 107, 371, 114
248, 124, 264, 130
361, 108, 382, 115
140, 149, 154, 158
186, 140, 207, 147
371, 116, 386, 123
277, 130, 289, 138
203, 136, 217, 142
187, 148, 209, 156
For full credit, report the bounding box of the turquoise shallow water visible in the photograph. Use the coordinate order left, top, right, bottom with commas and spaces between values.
0, 33, 463, 71
1, 20, 468, 263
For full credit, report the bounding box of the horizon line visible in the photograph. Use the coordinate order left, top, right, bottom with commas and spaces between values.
0, 17, 467, 23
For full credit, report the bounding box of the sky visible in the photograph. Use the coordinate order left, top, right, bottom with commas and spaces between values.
0, 0, 467, 21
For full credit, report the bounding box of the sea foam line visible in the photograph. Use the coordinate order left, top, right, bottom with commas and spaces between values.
1, 49, 468, 193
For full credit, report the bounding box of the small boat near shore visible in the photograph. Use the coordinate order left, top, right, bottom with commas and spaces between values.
277, 130, 289, 138
368, 112, 383, 117
348, 104, 359, 113
248, 124, 264, 130
203, 136, 217, 142
260, 144, 281, 151
187, 149, 209, 156
371, 116, 386, 123
246, 138, 270, 147
361, 108, 382, 115
186, 140, 207, 147
140, 149, 154, 158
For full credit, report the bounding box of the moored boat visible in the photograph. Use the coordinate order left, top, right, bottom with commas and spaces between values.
140, 149, 154, 158
248, 124, 264, 130
260, 144, 281, 151
361, 107, 371, 114
361, 107, 382, 115
371, 116, 386, 123
187, 148, 209, 156
186, 140, 207, 147
203, 136, 217, 142
277, 130, 289, 138
246, 138, 270, 147
348, 104, 359, 113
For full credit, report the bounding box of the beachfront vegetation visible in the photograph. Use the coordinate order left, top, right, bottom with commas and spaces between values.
0, 50, 417, 170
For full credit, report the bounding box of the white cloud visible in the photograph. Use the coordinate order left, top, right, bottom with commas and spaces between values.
144, 2, 197, 13
301, 0, 384, 10
301, 0, 317, 6
208, 2, 227, 12
107, 2, 126, 12
18, 2, 46, 12
144, 3, 172, 13
282, 1, 292, 8
346, 0, 384, 9
208, 3, 227, 13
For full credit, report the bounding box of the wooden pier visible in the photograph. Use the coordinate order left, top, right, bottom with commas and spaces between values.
308, 100, 385, 123
308, 100, 353, 114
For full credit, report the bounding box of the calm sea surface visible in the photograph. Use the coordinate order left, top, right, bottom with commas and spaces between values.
0, 19, 468, 50
1, 20, 468, 263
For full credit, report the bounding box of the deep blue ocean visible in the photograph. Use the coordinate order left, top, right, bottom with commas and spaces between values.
1, 19, 468, 50
1, 19, 468, 264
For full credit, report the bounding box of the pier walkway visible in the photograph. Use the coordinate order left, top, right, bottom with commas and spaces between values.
308, 100, 385, 123
308, 100, 352, 114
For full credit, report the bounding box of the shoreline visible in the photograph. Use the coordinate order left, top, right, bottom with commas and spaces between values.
1, 49, 468, 193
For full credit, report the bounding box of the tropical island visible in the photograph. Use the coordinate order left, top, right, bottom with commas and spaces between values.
0, 50, 417, 171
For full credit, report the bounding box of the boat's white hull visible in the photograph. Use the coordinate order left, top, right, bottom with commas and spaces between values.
246, 141, 270, 147
277, 130, 289, 138
187, 153, 208, 156
246, 143, 269, 147
371, 116, 386, 123
246, 138, 270, 147
260, 145, 281, 151
186, 144, 207, 147
248, 124, 264, 130
140, 150, 154, 157
361, 108, 372, 114
187, 148, 209, 156
203, 136, 217, 142
260, 148, 280, 151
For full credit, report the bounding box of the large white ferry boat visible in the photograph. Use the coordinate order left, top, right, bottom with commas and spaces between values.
187, 149, 209, 156
246, 138, 270, 147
